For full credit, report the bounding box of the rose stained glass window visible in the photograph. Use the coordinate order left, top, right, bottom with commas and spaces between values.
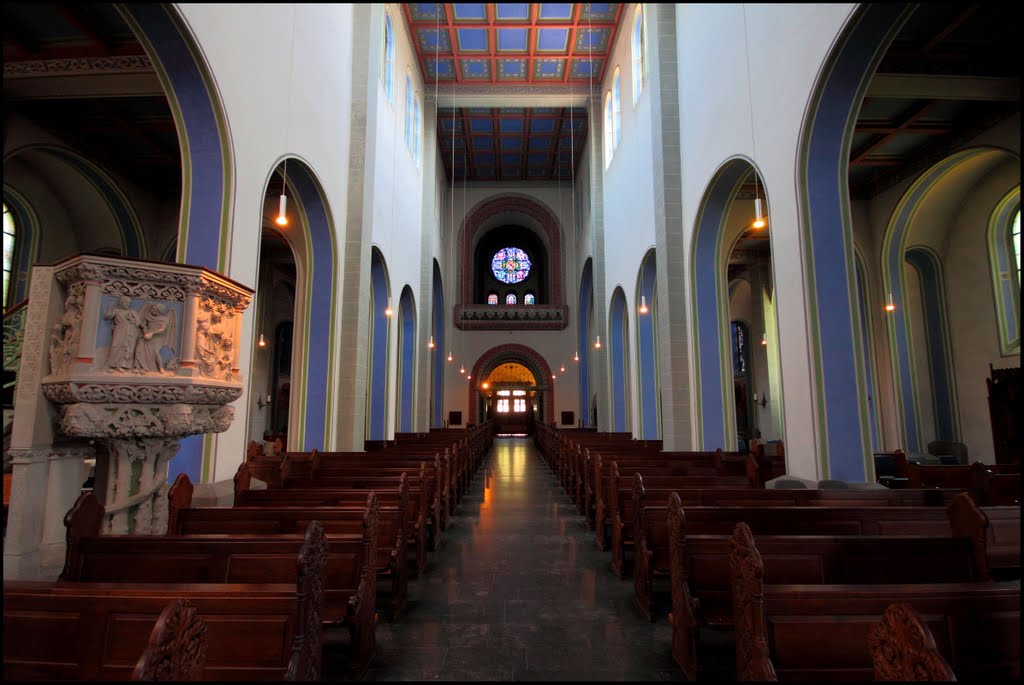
491, 247, 531, 284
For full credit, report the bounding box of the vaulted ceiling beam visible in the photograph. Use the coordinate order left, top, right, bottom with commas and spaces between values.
921, 4, 980, 53
850, 100, 939, 166
866, 74, 1018, 101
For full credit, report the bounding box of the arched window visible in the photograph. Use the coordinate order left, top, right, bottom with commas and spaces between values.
404, 71, 413, 151
487, 293, 498, 305
988, 190, 1020, 354
3, 203, 15, 309
524, 293, 535, 305
383, 12, 395, 105
506, 293, 517, 305
413, 93, 423, 168
631, 6, 645, 106
612, 67, 622, 149
603, 91, 613, 169
1011, 208, 1019, 282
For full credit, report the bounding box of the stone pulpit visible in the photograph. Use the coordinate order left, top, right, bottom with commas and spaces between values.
4, 254, 253, 580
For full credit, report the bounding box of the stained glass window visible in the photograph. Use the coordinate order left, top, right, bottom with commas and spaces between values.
384, 13, 395, 105
487, 293, 498, 305
506, 293, 517, 305
491, 247, 531, 284
631, 6, 645, 106
1011, 209, 1019, 282
524, 293, 535, 305
3, 204, 14, 308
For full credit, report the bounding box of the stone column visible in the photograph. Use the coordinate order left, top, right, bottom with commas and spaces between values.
38, 444, 95, 576
180, 292, 200, 369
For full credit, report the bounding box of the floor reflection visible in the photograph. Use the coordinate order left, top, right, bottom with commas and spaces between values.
355, 437, 684, 682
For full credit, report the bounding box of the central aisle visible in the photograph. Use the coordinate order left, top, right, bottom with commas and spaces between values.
362, 436, 684, 681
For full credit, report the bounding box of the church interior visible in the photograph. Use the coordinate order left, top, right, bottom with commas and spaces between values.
2, 2, 1020, 681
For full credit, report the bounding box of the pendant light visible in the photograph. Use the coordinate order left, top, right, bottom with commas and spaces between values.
276, 165, 289, 227
639, 293, 648, 315
594, 335, 602, 349
761, 332, 767, 346
385, 298, 393, 317
885, 292, 896, 312
428, 335, 435, 349
574, 350, 580, 362
258, 333, 267, 348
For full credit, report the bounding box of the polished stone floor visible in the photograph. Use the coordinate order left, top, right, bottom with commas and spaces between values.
333, 436, 708, 681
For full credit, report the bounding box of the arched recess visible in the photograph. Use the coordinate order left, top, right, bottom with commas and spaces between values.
609, 287, 631, 433
366, 247, 392, 441
171, 157, 338, 482
579, 258, 594, 426
795, 3, 914, 480
1, 146, 145, 262
469, 344, 554, 426
635, 249, 660, 439
854, 248, 882, 452
431, 260, 445, 428
880, 147, 1018, 454
691, 158, 783, 452
117, 4, 233, 271
459, 193, 564, 306
987, 186, 1020, 355
397, 285, 417, 433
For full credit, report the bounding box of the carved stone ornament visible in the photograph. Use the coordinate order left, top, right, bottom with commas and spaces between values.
48, 291, 84, 376
58, 403, 235, 439
43, 382, 243, 405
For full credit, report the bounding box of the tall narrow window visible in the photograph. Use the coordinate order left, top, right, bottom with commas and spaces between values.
603, 92, 613, 169
384, 13, 395, 105
506, 293, 517, 305
413, 93, 422, 167
404, 72, 413, 150
612, 67, 622, 149
3, 203, 15, 309
631, 6, 645, 106
1011, 209, 1019, 282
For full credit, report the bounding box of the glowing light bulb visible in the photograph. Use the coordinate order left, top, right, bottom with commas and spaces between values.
448, 351, 453, 362
459, 365, 465, 374
752, 197, 766, 229
761, 332, 767, 346
384, 298, 393, 317
639, 294, 648, 314
594, 335, 602, 349
885, 293, 896, 313
573, 351, 579, 362
275, 194, 288, 226
428, 336, 435, 349
258, 333, 266, 348
560, 365, 565, 373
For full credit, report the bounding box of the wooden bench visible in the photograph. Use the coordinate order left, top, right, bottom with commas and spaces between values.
59, 491, 375, 679
5, 516, 327, 681
169, 473, 411, 617
729, 522, 1021, 681
662, 492, 1007, 679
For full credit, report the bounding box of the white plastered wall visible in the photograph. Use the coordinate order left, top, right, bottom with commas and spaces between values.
676, 4, 855, 478
174, 3, 353, 479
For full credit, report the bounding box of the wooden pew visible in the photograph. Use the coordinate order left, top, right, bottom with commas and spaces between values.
169, 473, 411, 617
867, 602, 956, 681
5, 516, 327, 681
663, 492, 1008, 679
58, 491, 375, 679
729, 522, 1021, 681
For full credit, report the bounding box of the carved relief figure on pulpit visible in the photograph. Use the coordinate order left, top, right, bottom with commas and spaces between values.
195, 312, 217, 376
49, 292, 83, 375
134, 303, 177, 373
217, 336, 234, 381
104, 296, 141, 370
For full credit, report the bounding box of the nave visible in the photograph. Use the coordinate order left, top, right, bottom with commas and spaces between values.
337, 437, 703, 682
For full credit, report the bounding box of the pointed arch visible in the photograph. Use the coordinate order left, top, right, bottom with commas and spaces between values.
397, 285, 417, 432
635, 249, 660, 439
609, 287, 631, 433
367, 247, 392, 441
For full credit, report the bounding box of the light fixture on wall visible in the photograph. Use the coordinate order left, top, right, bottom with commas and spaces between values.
560, 364, 566, 373
276, 166, 289, 227
594, 335, 602, 349
277, 7, 298, 228
258, 333, 267, 348
742, 6, 767, 231
885, 292, 896, 312
466, 374, 471, 380
760, 332, 767, 346
459, 364, 465, 374
448, 350, 453, 362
